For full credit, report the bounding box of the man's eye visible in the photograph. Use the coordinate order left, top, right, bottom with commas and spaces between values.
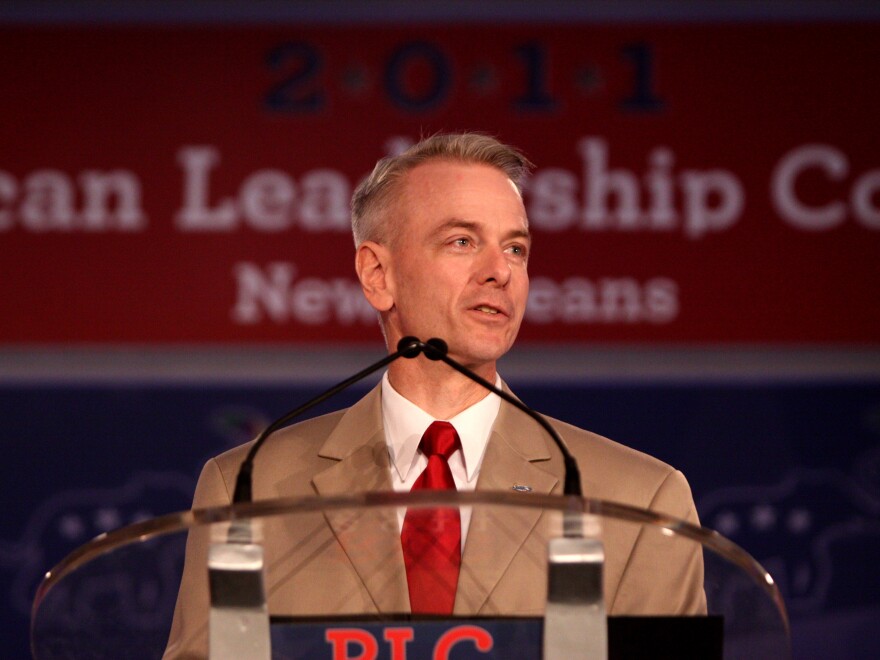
508, 244, 527, 256
454, 238, 470, 247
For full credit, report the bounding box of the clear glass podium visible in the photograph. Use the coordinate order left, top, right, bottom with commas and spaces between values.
31, 491, 789, 658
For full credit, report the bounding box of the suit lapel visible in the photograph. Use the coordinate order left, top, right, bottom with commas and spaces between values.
301, 382, 564, 615
310, 385, 410, 613
455, 392, 560, 613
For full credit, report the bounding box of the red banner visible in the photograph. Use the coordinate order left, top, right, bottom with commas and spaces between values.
1, 24, 878, 344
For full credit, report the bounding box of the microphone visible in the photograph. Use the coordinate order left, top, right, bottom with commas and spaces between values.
232, 335, 582, 503
418, 338, 583, 498
232, 336, 423, 504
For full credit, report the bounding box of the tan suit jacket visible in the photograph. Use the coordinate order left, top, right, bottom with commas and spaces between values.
165, 383, 704, 658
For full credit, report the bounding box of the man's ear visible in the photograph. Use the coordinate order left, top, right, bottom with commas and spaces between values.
355, 241, 394, 312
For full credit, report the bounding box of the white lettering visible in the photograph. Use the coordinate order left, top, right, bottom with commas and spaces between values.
772, 144, 847, 230
560, 277, 599, 322
526, 277, 559, 324
645, 148, 677, 230
299, 170, 350, 231
20, 170, 76, 231
526, 275, 679, 324
852, 170, 880, 229
175, 145, 237, 231
680, 169, 744, 239
175, 146, 352, 233
231, 261, 377, 326
232, 261, 297, 324
599, 278, 643, 323
330, 279, 379, 325
644, 278, 679, 323
0, 171, 17, 230
291, 277, 331, 324
527, 168, 578, 231
526, 137, 744, 239
580, 137, 641, 230
0, 168, 148, 232
239, 170, 296, 231
79, 170, 146, 231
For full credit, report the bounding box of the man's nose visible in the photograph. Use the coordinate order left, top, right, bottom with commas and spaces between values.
477, 246, 512, 287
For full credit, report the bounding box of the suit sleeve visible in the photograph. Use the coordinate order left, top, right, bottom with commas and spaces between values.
609, 469, 707, 615
163, 460, 232, 659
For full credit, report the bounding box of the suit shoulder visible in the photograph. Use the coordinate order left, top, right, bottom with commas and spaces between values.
550, 417, 673, 474
210, 407, 349, 481
547, 416, 688, 508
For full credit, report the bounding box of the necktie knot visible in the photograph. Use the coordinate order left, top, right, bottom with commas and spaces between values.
419, 421, 460, 462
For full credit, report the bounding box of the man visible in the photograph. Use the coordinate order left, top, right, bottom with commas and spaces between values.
165, 134, 704, 657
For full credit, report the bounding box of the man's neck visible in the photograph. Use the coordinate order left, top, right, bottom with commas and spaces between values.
386, 357, 497, 419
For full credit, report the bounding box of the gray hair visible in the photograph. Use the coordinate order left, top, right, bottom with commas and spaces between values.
351, 133, 532, 246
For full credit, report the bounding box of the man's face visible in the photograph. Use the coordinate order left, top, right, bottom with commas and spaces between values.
382, 160, 530, 370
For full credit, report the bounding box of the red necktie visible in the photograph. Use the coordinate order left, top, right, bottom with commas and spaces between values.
401, 421, 462, 615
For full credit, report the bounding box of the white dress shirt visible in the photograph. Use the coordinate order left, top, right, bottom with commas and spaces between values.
381, 371, 501, 545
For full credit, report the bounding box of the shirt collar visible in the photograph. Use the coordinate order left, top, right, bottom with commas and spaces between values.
381, 371, 502, 483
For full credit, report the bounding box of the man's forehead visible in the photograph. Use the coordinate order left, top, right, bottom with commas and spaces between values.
379, 160, 527, 244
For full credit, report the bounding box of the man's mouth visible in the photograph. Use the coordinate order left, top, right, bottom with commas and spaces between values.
474, 305, 502, 315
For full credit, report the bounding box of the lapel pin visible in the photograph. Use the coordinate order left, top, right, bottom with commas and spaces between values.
512, 484, 532, 492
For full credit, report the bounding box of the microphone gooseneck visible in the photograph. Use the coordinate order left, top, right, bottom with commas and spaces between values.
232, 335, 583, 506
419, 338, 583, 498
232, 336, 422, 504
